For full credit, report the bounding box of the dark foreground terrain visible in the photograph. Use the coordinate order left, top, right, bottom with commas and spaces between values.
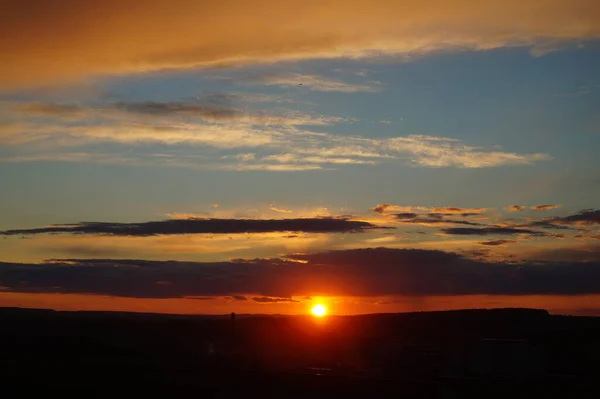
1, 307, 598, 398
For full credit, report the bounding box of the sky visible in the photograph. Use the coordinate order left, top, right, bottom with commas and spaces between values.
1, 0, 599, 316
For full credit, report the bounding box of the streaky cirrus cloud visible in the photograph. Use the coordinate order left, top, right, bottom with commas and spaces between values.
505, 205, 526, 212
269, 205, 293, 214
252, 296, 300, 303
441, 226, 549, 236
394, 214, 483, 227
478, 239, 518, 246
13, 100, 344, 127
430, 207, 487, 215
247, 73, 381, 92
374, 205, 490, 221
524, 220, 574, 230
1, 247, 599, 298
2, 0, 599, 89
374, 204, 487, 215
386, 135, 550, 168
1, 112, 550, 170
531, 204, 562, 211
0, 217, 386, 237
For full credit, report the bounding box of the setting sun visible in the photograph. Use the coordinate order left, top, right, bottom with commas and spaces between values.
311, 304, 327, 317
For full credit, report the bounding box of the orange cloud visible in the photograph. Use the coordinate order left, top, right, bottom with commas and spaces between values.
2, 0, 599, 89
431, 207, 487, 214
372, 204, 431, 214
270, 205, 293, 214
505, 205, 526, 212
531, 204, 562, 211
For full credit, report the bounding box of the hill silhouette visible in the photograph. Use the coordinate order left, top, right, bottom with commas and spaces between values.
0, 307, 598, 398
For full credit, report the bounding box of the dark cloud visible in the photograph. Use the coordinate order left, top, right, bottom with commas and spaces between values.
252, 296, 300, 303
185, 296, 215, 300
506, 205, 526, 212
394, 212, 418, 219
373, 204, 391, 213
525, 220, 573, 230
478, 239, 517, 246
0, 217, 385, 237
531, 204, 562, 211
1, 247, 600, 298
114, 101, 240, 120
425, 213, 444, 219
431, 207, 486, 214
395, 212, 483, 226
441, 226, 547, 236
14, 96, 332, 126
426, 212, 479, 218
514, 209, 600, 231
525, 244, 600, 262
395, 215, 483, 226
13, 99, 242, 121
553, 209, 600, 225
230, 295, 248, 301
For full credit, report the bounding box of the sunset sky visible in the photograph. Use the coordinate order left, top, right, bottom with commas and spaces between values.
1, 0, 599, 316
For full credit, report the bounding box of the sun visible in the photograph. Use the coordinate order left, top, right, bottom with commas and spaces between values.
311, 304, 327, 317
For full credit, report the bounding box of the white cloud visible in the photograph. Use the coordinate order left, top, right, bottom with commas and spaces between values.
270, 205, 293, 214
384, 135, 550, 168
2, 110, 550, 170
262, 153, 375, 165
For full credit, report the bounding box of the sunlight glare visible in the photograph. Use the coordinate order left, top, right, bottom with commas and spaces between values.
311, 304, 327, 317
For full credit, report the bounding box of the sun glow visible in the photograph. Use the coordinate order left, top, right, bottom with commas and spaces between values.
311, 304, 327, 317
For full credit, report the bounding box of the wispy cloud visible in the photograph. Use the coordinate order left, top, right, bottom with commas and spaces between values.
531, 204, 562, 211
3, 101, 551, 171
478, 239, 518, 246
261, 153, 375, 165
374, 204, 489, 216
385, 135, 550, 168
430, 207, 487, 215
221, 163, 324, 172
252, 296, 299, 303
13, 100, 345, 127
395, 214, 483, 227
249, 73, 381, 93
269, 206, 293, 214
441, 226, 549, 237
505, 205, 526, 212
372, 204, 431, 214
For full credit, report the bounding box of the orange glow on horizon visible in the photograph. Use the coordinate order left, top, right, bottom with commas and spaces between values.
0, 292, 598, 317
